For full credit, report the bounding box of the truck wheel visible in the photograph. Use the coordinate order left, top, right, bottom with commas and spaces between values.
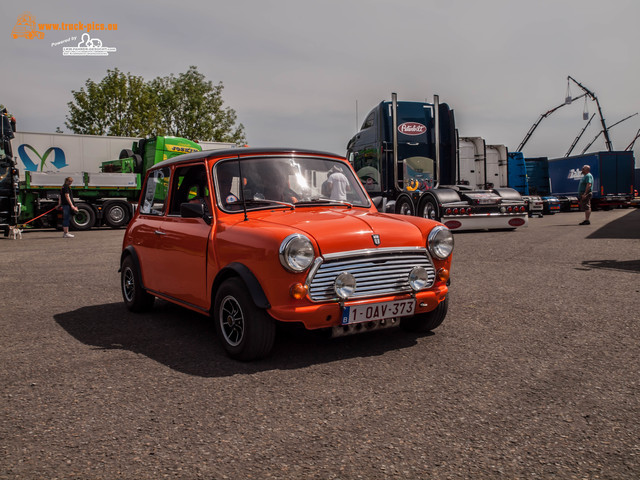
132, 154, 143, 173
121, 256, 155, 312
419, 198, 440, 222
401, 297, 448, 332
70, 204, 96, 230
395, 197, 414, 216
104, 202, 131, 228
119, 149, 135, 159
214, 277, 276, 361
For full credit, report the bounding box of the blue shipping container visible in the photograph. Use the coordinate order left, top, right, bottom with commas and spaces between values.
507, 152, 528, 195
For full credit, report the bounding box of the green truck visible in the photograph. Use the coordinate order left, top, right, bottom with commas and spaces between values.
1, 135, 205, 235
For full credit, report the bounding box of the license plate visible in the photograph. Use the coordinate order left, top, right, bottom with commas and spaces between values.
341, 299, 415, 325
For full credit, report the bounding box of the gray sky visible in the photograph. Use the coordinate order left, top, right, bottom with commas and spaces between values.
4, 0, 640, 164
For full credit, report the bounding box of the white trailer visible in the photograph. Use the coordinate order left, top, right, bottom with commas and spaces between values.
13, 132, 236, 173
457, 136, 486, 188
485, 144, 508, 188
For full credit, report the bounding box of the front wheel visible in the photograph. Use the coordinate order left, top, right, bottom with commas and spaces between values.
121, 256, 155, 312
401, 297, 448, 332
214, 277, 275, 361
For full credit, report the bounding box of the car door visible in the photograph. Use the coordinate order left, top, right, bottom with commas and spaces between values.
153, 163, 212, 310
133, 166, 171, 293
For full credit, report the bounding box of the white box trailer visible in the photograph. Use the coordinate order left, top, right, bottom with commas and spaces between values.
13, 131, 236, 173
457, 136, 486, 189
486, 144, 508, 188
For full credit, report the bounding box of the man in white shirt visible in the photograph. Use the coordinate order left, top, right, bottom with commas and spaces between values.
327, 165, 350, 201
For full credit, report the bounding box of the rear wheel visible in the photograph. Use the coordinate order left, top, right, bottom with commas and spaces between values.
395, 197, 414, 216
401, 297, 448, 332
104, 202, 131, 228
214, 277, 275, 361
121, 256, 155, 312
70, 204, 96, 230
419, 198, 440, 222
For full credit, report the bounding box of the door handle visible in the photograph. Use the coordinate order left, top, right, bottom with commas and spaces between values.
154, 230, 166, 236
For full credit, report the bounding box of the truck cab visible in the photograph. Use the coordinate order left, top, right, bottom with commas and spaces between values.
347, 94, 527, 231
0, 154, 19, 236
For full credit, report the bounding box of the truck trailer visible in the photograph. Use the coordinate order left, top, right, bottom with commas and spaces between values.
2, 134, 236, 234
548, 151, 635, 210
346, 94, 527, 231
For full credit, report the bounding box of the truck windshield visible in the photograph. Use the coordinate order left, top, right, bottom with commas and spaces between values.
214, 156, 370, 212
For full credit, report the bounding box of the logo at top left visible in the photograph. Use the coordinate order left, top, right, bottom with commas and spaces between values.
12, 12, 44, 40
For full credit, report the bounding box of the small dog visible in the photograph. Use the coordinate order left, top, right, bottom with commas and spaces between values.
10, 226, 22, 240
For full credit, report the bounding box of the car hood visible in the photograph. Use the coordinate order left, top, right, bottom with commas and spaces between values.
245, 208, 426, 255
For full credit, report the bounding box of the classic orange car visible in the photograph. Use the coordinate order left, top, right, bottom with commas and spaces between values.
121, 148, 454, 360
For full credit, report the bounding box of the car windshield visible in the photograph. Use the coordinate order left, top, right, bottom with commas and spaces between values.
214, 156, 370, 212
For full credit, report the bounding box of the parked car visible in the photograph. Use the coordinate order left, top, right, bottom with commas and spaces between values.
120, 148, 454, 360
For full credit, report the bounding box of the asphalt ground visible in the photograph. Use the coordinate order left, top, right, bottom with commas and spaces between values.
1, 208, 639, 479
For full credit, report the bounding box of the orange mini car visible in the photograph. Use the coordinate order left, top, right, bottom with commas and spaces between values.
121, 148, 454, 360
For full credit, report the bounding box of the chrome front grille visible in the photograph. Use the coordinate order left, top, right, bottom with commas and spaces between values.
306, 248, 436, 302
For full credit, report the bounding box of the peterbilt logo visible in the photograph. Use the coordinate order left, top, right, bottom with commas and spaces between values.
398, 122, 427, 136
372, 234, 381, 245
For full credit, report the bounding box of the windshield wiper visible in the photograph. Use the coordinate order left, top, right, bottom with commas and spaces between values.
295, 198, 353, 208
244, 199, 295, 210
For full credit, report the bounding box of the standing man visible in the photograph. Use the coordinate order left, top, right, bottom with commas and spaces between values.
578, 164, 593, 225
57, 177, 79, 238
326, 165, 350, 201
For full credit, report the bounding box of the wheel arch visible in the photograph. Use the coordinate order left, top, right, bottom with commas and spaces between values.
212, 262, 271, 310
120, 246, 142, 282
492, 187, 523, 201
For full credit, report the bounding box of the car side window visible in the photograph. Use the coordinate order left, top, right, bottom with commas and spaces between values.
140, 167, 171, 216
169, 164, 211, 216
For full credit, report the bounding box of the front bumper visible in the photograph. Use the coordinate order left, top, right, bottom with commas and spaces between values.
268, 285, 448, 330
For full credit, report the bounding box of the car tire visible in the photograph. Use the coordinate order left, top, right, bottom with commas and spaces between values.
104, 202, 131, 228
70, 204, 96, 231
401, 296, 448, 332
121, 256, 155, 312
214, 277, 275, 361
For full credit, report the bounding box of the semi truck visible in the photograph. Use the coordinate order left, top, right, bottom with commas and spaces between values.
1, 134, 236, 234
548, 151, 635, 209
346, 93, 527, 231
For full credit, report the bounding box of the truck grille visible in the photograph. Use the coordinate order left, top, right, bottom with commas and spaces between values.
307, 248, 436, 302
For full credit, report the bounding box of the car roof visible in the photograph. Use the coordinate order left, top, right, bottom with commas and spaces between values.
150, 147, 346, 171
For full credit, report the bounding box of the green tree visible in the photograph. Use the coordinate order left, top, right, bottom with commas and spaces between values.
151, 66, 245, 143
65, 66, 246, 144
65, 68, 158, 136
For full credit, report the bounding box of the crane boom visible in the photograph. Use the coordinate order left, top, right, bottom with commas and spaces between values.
516, 93, 587, 152
580, 112, 638, 154
565, 113, 595, 157
567, 76, 613, 151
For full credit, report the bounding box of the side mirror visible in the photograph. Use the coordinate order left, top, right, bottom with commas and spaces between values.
180, 201, 204, 218
181, 201, 213, 225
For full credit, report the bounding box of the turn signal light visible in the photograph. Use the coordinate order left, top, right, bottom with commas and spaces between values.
436, 268, 449, 283
290, 283, 308, 300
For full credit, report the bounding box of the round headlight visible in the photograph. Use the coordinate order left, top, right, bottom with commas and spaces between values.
279, 234, 315, 272
428, 225, 454, 260
334, 272, 356, 300
408, 266, 430, 291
